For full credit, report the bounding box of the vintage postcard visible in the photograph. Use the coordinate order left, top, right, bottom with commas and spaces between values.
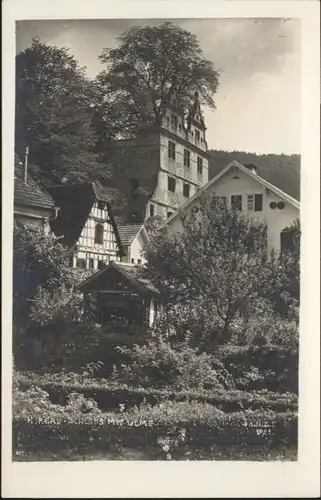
2, 0, 320, 498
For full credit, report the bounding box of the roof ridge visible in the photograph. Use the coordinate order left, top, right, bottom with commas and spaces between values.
165, 160, 300, 226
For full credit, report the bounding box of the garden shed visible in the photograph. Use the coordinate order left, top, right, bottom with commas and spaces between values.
78, 261, 162, 329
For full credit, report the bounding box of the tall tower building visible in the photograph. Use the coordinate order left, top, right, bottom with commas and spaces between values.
105, 92, 209, 222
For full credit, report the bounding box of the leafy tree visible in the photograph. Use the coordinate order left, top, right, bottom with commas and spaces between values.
15, 38, 110, 188
141, 196, 271, 344
265, 219, 300, 319
13, 222, 76, 327
97, 21, 220, 137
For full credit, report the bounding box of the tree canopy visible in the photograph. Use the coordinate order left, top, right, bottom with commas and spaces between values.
141, 196, 271, 343
15, 38, 110, 188
97, 22, 220, 137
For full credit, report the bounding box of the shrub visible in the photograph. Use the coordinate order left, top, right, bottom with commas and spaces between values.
14, 321, 149, 375
16, 371, 298, 413
112, 339, 234, 390
215, 345, 298, 393
13, 404, 298, 460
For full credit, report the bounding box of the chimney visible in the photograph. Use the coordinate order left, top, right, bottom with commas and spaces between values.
244, 163, 258, 175
24, 146, 29, 183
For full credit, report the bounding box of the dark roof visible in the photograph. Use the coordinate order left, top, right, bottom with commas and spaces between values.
78, 260, 159, 295
14, 160, 56, 210
92, 181, 123, 204
117, 224, 144, 246
49, 182, 125, 254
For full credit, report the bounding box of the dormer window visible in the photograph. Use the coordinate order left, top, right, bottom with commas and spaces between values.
94, 223, 104, 244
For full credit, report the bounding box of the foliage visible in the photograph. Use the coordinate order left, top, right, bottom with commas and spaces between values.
13, 405, 298, 459
13, 222, 75, 327
142, 198, 271, 345
215, 345, 298, 393
15, 38, 109, 188
227, 299, 299, 348
96, 21, 220, 137
209, 150, 300, 201
14, 319, 149, 374
265, 220, 300, 318
29, 285, 83, 328
16, 371, 298, 413
144, 215, 165, 238
112, 339, 233, 390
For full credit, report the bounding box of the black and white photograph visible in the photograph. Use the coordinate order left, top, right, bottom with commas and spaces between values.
2, 0, 320, 498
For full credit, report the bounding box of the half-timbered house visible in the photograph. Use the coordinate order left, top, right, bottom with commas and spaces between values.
50, 181, 126, 270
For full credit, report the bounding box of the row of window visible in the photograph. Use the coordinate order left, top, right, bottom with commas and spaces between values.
231, 194, 263, 212
167, 176, 191, 198
168, 140, 203, 174
189, 194, 263, 212
166, 114, 202, 142
76, 258, 106, 270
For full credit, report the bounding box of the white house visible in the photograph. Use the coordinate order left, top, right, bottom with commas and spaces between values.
165, 160, 300, 252
117, 224, 150, 265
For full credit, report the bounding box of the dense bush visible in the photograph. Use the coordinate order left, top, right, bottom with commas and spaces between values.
13, 403, 298, 460
14, 321, 149, 375
112, 339, 234, 390
17, 371, 298, 413
215, 345, 298, 394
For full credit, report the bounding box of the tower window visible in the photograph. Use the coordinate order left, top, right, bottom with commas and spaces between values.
171, 114, 178, 129
150, 204, 154, 217
231, 195, 242, 211
195, 129, 200, 141
94, 223, 104, 244
97, 201, 105, 210
184, 149, 191, 167
183, 183, 190, 198
168, 140, 176, 160
197, 156, 203, 175
168, 176, 176, 193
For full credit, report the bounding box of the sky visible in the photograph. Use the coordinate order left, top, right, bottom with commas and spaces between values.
16, 18, 301, 155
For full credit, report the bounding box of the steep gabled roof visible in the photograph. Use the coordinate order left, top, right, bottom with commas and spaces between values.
14, 157, 56, 211
78, 260, 159, 295
165, 160, 300, 227
49, 182, 125, 254
117, 224, 150, 246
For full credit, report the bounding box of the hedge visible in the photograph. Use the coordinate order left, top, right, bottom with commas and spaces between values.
13, 407, 298, 459
214, 345, 298, 394
17, 372, 298, 413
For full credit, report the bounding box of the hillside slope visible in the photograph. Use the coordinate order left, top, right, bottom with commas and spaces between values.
208, 151, 301, 201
